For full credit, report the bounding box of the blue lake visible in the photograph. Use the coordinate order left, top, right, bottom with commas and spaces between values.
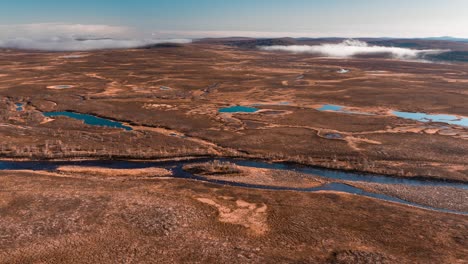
317, 104, 467, 127
43, 112, 133, 131
393, 111, 468, 127
219, 106, 259, 113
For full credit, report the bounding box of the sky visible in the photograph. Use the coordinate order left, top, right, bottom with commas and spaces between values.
0, 0, 467, 38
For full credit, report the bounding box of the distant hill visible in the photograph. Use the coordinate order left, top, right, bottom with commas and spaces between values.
198, 37, 468, 50
365, 39, 468, 51
196, 37, 297, 48
422, 36, 468, 42
427, 51, 468, 62
140, 43, 185, 49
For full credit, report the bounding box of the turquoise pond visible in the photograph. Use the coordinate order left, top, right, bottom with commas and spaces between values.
317, 104, 467, 127
15, 103, 24, 111
317, 104, 344, 112
316, 104, 372, 115
43, 112, 133, 131
393, 111, 468, 127
219, 106, 259, 113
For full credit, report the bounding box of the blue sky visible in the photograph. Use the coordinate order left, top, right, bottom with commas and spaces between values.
1, 0, 468, 38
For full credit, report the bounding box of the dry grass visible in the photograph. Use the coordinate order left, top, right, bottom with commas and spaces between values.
56, 166, 172, 178
196, 197, 268, 235
349, 182, 468, 212
183, 161, 242, 175
203, 166, 325, 188
0, 169, 466, 263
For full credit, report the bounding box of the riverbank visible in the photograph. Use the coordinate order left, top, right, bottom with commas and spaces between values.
1, 158, 467, 215
2, 155, 467, 185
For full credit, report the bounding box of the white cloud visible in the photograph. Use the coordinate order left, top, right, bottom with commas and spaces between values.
0, 23, 191, 51
259, 39, 447, 60
0, 23, 131, 38
0, 37, 191, 51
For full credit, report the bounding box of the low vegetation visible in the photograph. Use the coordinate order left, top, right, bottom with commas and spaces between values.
56, 166, 172, 178
183, 161, 242, 175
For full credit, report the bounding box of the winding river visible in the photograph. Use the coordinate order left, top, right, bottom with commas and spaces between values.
1, 158, 466, 215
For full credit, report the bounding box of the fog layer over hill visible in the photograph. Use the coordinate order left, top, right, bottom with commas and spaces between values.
0, 23, 191, 51
259, 39, 447, 60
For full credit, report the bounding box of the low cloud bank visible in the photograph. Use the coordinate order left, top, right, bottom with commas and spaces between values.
0, 23, 191, 51
259, 39, 446, 60
0, 37, 191, 51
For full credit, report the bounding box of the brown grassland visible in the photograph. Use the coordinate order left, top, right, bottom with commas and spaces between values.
0, 41, 467, 263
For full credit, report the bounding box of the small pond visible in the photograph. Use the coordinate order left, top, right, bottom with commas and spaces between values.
15, 103, 24, 112
323, 133, 343, 139
316, 104, 372, 115
317, 104, 344, 112
43, 111, 133, 131
317, 104, 468, 127
393, 111, 468, 127
219, 106, 259, 113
